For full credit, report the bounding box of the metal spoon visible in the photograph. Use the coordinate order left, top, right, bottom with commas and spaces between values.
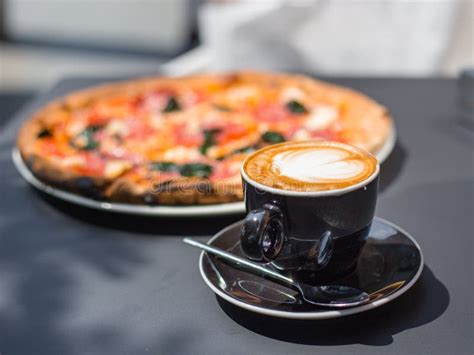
183, 237, 370, 308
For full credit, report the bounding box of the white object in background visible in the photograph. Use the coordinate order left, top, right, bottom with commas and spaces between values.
198, 1, 301, 72
161, 46, 212, 76
198, 1, 472, 76
5, 0, 193, 54
162, 2, 282, 76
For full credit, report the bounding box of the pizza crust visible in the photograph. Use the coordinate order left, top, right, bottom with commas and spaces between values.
102, 175, 243, 205
17, 71, 393, 205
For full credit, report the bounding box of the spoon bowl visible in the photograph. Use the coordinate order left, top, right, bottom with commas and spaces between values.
297, 284, 370, 307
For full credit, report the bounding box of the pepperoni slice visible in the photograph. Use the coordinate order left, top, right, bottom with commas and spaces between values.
210, 162, 233, 180
255, 103, 292, 122
173, 122, 203, 147
210, 157, 243, 180
76, 153, 105, 175
126, 118, 155, 139
311, 129, 337, 141
137, 89, 175, 112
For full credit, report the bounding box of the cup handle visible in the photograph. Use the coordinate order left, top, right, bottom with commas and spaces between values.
240, 202, 286, 262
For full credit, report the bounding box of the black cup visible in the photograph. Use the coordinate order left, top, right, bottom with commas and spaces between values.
240, 155, 379, 283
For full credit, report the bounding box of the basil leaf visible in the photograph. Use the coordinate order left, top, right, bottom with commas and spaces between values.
151, 161, 213, 178
199, 128, 221, 155
163, 97, 181, 113
286, 100, 308, 114
89, 124, 104, 132
262, 131, 285, 143
37, 128, 52, 138
179, 163, 213, 178
234, 146, 255, 154
70, 126, 102, 150
149, 161, 177, 172
79, 131, 98, 150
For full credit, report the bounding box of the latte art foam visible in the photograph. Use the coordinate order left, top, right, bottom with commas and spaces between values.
272, 149, 366, 182
243, 141, 378, 192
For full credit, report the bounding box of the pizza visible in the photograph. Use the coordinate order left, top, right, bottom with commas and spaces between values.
17, 71, 392, 205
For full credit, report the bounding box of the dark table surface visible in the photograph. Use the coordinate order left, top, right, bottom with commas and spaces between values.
0, 77, 472, 355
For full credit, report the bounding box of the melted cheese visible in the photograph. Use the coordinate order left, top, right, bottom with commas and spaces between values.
304, 106, 338, 131
104, 160, 132, 178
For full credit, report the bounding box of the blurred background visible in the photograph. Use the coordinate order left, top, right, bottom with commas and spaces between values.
0, 0, 473, 92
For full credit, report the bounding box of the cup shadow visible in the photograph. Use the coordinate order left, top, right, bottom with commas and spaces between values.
216, 265, 449, 346
378, 140, 408, 193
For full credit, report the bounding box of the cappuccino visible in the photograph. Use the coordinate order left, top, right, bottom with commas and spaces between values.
243, 141, 377, 192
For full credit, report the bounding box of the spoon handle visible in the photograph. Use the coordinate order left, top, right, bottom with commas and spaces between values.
183, 237, 295, 287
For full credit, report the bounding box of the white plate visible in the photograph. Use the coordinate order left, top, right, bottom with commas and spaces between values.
375, 123, 397, 163
199, 217, 423, 320
12, 127, 395, 217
